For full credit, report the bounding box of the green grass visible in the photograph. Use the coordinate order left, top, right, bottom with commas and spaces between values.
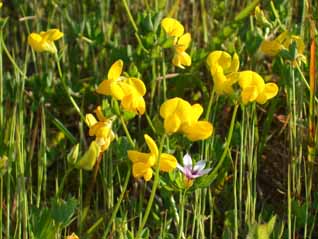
0, 0, 317, 238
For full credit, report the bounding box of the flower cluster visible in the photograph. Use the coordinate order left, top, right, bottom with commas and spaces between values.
260, 31, 306, 66
161, 17, 191, 69
75, 106, 115, 171
96, 60, 146, 115
160, 97, 213, 141
207, 50, 279, 105
28, 29, 63, 54
128, 134, 177, 181
260, 31, 305, 57
85, 106, 115, 153
206, 51, 239, 95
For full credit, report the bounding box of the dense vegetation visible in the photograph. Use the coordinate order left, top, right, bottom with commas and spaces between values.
0, 0, 317, 238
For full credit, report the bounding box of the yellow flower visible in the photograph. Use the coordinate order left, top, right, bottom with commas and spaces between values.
161, 17, 184, 37
85, 106, 115, 152
260, 31, 305, 62
237, 71, 278, 104
172, 33, 192, 69
128, 134, 177, 181
76, 106, 115, 171
159, 97, 213, 141
28, 29, 63, 53
254, 6, 272, 27
65, 233, 79, 239
206, 51, 240, 95
96, 60, 146, 115
161, 17, 191, 69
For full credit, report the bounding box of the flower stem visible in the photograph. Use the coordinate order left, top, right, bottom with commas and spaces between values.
121, 0, 149, 53
119, 115, 135, 148
211, 104, 239, 174
178, 190, 187, 239
136, 134, 167, 238
102, 165, 131, 238
205, 88, 215, 120
54, 53, 85, 121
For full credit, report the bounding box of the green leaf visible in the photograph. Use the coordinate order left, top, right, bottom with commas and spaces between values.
46, 111, 77, 144
30, 207, 55, 239
235, 0, 260, 22
50, 197, 78, 227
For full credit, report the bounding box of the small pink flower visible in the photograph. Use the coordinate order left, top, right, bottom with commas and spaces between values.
177, 153, 211, 180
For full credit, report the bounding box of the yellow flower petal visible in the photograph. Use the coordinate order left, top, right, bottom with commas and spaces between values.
76, 141, 100, 171
43, 29, 64, 41
121, 93, 146, 115
161, 17, 184, 37
28, 33, 44, 52
172, 51, 191, 69
94, 106, 107, 122
132, 162, 153, 181
291, 35, 305, 54
238, 71, 265, 92
207, 51, 232, 74
164, 114, 181, 134
181, 121, 213, 141
256, 83, 279, 104
127, 78, 146, 96
96, 79, 112, 95
260, 40, 283, 56
159, 153, 177, 172
108, 60, 123, 81
144, 134, 159, 158
65, 233, 79, 239
128, 150, 152, 165
160, 97, 180, 119
110, 82, 126, 100
241, 86, 259, 104
190, 104, 203, 122
228, 53, 240, 73
175, 33, 191, 52
85, 113, 97, 128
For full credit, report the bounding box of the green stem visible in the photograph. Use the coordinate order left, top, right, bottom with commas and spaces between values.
102, 166, 131, 238
270, 1, 285, 30
1, 37, 27, 79
119, 115, 135, 148
212, 104, 239, 173
136, 134, 167, 238
56, 167, 74, 198
178, 190, 187, 239
145, 112, 156, 134
205, 88, 215, 120
54, 53, 85, 121
121, 0, 149, 53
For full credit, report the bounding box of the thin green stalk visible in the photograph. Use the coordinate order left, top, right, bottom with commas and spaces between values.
136, 134, 167, 238
119, 115, 135, 148
56, 167, 74, 198
102, 111, 135, 237
102, 166, 131, 238
210, 104, 239, 174
54, 53, 85, 121
288, 164, 292, 239
145, 112, 156, 134
121, 0, 149, 53
150, 58, 157, 115
0, 30, 3, 130
205, 88, 215, 120
0, 37, 27, 79
178, 190, 187, 239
